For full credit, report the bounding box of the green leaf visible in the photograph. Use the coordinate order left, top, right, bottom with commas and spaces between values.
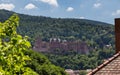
25, 41, 31, 47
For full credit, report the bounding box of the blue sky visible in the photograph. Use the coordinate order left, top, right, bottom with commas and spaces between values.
0, 0, 120, 24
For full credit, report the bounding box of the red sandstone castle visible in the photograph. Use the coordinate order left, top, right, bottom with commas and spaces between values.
33, 37, 90, 54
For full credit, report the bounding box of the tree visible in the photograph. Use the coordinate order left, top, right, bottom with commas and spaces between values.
25, 50, 68, 75
79, 70, 87, 75
0, 14, 38, 74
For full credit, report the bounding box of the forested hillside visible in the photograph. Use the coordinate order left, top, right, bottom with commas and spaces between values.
0, 13, 67, 75
0, 10, 114, 48
0, 10, 115, 70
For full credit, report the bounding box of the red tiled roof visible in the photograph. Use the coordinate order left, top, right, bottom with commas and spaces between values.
87, 51, 120, 75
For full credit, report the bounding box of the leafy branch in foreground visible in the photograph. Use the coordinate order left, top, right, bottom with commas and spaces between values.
0, 14, 38, 75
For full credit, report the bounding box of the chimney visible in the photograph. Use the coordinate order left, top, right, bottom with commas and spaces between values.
115, 18, 120, 53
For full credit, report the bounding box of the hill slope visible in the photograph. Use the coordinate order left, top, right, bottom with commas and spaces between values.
0, 10, 115, 70
0, 10, 114, 48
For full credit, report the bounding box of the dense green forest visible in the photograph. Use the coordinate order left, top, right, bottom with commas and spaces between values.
0, 10, 114, 47
0, 10, 115, 70
0, 13, 67, 75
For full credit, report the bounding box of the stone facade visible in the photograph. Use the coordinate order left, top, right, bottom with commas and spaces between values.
33, 37, 90, 54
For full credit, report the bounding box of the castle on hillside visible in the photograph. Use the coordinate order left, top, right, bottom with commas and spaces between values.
33, 37, 90, 54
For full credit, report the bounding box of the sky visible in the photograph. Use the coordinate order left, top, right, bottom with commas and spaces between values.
0, 0, 120, 24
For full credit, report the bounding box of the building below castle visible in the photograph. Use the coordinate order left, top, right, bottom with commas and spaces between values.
33, 37, 91, 54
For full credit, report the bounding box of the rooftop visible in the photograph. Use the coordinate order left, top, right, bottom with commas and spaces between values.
87, 52, 120, 75
87, 18, 120, 75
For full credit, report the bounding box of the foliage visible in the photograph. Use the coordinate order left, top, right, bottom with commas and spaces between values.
0, 10, 114, 48
0, 14, 38, 74
44, 47, 115, 70
0, 13, 67, 75
25, 50, 68, 75
0, 10, 116, 71
79, 70, 87, 75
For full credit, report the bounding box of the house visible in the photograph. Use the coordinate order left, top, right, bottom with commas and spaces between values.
87, 18, 120, 75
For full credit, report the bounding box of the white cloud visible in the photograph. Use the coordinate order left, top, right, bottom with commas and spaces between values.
112, 10, 120, 16
66, 7, 74, 12
0, 3, 15, 11
40, 0, 58, 7
25, 3, 37, 10
79, 17, 85, 19
93, 3, 101, 8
